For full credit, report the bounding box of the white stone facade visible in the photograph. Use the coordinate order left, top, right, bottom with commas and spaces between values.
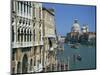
42, 8, 57, 69
11, 0, 43, 74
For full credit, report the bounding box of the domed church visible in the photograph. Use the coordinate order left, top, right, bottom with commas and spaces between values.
71, 19, 80, 33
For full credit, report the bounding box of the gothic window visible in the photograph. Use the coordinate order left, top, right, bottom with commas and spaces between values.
30, 30, 32, 41
21, 29, 23, 42
23, 19, 25, 24
12, 26, 14, 42
26, 21, 27, 25
49, 38, 52, 47
24, 29, 26, 42
19, 19, 22, 24
18, 28, 20, 42
27, 29, 29, 42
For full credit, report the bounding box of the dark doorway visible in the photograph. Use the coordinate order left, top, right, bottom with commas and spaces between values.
22, 54, 28, 73
17, 62, 21, 73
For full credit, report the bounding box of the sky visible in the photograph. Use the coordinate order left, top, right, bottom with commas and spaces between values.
43, 3, 96, 36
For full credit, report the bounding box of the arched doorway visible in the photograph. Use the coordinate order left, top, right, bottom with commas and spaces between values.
17, 62, 21, 73
22, 54, 28, 73
30, 59, 32, 71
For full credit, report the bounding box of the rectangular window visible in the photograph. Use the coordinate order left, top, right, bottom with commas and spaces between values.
21, 2, 23, 14
11, 0, 14, 11
17, 1, 19, 12
24, 3, 26, 14
27, 2, 28, 15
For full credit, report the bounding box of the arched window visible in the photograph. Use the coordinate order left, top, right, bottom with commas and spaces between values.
19, 18, 22, 24
30, 30, 32, 41
18, 28, 20, 42
27, 29, 29, 42
24, 29, 27, 42
21, 29, 23, 42
12, 26, 14, 42
48, 38, 52, 47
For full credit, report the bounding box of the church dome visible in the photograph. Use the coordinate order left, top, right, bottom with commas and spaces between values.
81, 24, 89, 33
71, 19, 80, 32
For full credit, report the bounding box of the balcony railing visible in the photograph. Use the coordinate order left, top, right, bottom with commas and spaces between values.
12, 42, 33, 48
12, 41, 44, 48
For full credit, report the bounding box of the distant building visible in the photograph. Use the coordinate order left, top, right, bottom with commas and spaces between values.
67, 32, 80, 44
81, 24, 89, 33
79, 32, 96, 45
66, 19, 95, 45
58, 36, 66, 43
71, 19, 80, 33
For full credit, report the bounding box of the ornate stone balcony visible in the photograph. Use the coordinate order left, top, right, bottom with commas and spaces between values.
12, 42, 33, 48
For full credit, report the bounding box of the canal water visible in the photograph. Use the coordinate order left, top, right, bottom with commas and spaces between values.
56, 43, 96, 71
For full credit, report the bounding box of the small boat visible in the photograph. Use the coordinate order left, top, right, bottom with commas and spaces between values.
73, 54, 82, 62
71, 44, 79, 49
77, 54, 82, 61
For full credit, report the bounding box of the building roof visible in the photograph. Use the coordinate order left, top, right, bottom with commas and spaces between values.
42, 7, 55, 16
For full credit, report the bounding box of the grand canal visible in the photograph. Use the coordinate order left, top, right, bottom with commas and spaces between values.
56, 43, 96, 71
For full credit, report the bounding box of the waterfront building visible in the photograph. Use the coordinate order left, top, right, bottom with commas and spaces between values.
11, 0, 43, 74
79, 32, 96, 45
42, 8, 57, 70
67, 32, 80, 44
58, 36, 66, 43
